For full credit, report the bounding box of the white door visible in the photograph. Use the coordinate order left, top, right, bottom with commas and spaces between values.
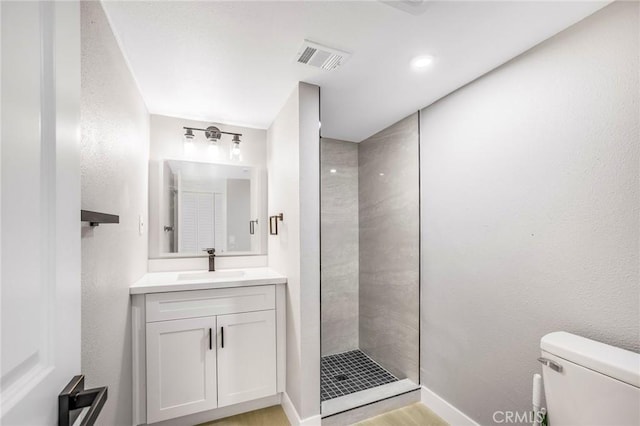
146, 317, 218, 423
179, 191, 216, 252
1, 1, 81, 425
217, 310, 277, 407
196, 192, 215, 250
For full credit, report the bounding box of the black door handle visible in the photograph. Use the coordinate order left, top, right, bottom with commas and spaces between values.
221, 326, 224, 348
59, 375, 108, 426
209, 328, 212, 350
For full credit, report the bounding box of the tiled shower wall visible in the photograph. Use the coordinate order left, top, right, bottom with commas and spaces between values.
321, 114, 420, 383
321, 138, 360, 356
358, 113, 420, 383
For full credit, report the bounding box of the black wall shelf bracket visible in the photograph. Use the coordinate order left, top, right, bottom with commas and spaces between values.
81, 210, 119, 227
59, 375, 108, 426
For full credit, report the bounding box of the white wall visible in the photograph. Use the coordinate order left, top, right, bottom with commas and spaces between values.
226, 179, 251, 251
419, 2, 639, 425
297, 83, 321, 419
149, 114, 267, 166
149, 114, 267, 259
267, 82, 321, 420
80, 2, 149, 425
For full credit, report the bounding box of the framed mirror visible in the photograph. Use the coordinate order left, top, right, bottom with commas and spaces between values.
149, 159, 267, 258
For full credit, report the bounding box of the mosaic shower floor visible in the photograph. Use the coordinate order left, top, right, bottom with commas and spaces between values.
320, 349, 399, 402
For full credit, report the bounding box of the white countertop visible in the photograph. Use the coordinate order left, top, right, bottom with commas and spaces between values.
130, 267, 287, 295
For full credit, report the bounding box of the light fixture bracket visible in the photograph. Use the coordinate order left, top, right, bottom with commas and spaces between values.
204, 126, 222, 142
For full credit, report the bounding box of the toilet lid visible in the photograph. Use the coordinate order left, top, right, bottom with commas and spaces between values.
541, 331, 640, 388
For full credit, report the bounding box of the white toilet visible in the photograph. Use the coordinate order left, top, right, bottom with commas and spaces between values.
539, 331, 640, 425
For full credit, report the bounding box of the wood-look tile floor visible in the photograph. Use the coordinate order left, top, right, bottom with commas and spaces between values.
196, 403, 448, 426
354, 403, 448, 426
197, 405, 290, 426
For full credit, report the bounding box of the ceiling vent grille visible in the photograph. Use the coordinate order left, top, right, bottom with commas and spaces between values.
295, 40, 350, 71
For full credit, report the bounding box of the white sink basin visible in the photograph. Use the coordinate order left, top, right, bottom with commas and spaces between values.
177, 270, 246, 281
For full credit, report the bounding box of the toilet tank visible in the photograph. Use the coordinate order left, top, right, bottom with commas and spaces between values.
540, 332, 640, 426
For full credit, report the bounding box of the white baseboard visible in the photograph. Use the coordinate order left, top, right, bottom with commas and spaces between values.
281, 392, 321, 426
420, 386, 479, 426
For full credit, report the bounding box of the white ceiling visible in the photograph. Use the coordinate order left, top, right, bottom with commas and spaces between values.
102, 0, 609, 142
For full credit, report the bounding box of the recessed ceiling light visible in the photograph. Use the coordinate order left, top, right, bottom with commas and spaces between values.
411, 55, 434, 71
330, 169, 337, 174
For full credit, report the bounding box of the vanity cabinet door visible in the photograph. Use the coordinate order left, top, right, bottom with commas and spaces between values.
217, 310, 277, 407
146, 317, 217, 423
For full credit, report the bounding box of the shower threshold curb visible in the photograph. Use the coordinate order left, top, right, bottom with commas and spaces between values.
321, 378, 419, 417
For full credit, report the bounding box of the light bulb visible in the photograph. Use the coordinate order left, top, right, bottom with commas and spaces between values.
230, 134, 241, 161
183, 128, 195, 144
208, 142, 219, 158
230, 141, 241, 161
183, 129, 195, 155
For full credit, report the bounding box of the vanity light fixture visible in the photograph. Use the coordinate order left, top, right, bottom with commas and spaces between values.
181, 125, 243, 160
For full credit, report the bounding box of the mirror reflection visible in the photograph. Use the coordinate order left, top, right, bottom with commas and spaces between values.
157, 160, 266, 256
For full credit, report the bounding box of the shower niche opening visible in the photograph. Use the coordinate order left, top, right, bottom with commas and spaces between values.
320, 113, 420, 416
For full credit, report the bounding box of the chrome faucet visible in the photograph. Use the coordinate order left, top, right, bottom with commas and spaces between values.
203, 248, 216, 271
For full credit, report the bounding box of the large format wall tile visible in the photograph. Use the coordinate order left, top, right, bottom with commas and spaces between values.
321, 138, 360, 355
359, 113, 420, 382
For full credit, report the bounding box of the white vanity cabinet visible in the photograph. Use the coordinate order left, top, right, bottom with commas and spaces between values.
131, 270, 286, 426
146, 317, 218, 423
217, 310, 276, 407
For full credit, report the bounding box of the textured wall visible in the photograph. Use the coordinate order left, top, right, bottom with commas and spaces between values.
321, 138, 360, 356
267, 85, 302, 415
80, 2, 149, 425
267, 82, 321, 419
359, 113, 420, 382
419, 2, 640, 425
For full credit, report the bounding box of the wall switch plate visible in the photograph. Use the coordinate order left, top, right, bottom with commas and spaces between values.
138, 215, 144, 235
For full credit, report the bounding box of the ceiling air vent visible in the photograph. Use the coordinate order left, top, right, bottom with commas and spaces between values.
295, 40, 350, 71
